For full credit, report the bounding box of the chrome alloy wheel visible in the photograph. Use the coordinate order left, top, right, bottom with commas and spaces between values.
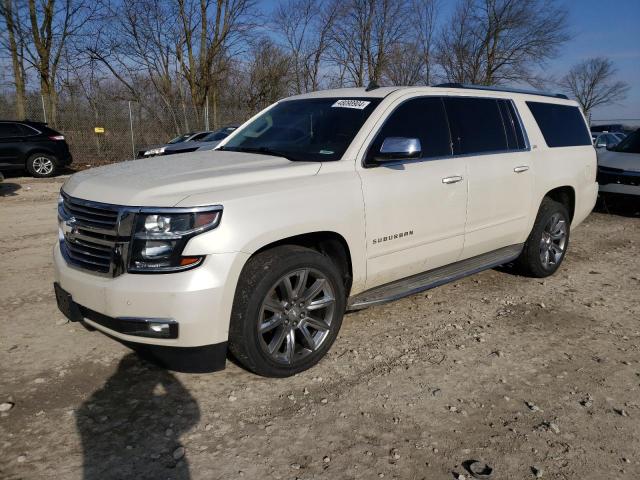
258, 268, 336, 365
540, 212, 567, 268
32, 156, 54, 175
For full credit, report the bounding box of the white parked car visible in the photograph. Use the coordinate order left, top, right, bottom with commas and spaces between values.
54, 84, 598, 376
597, 128, 640, 196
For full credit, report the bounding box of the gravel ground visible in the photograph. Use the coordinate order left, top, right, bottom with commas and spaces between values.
1, 175, 639, 480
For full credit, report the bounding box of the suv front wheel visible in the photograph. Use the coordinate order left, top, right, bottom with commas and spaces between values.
26, 153, 57, 178
516, 197, 570, 277
229, 245, 346, 377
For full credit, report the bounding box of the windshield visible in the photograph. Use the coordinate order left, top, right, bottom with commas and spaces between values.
168, 133, 192, 144
611, 129, 640, 154
202, 128, 235, 142
221, 98, 381, 161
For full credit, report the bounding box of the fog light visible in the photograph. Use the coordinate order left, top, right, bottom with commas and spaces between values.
149, 323, 170, 334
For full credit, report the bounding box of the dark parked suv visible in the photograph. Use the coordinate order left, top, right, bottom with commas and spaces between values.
0, 120, 72, 177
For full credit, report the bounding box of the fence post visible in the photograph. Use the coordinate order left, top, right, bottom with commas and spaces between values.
41, 95, 47, 123
128, 101, 136, 160
205, 95, 210, 130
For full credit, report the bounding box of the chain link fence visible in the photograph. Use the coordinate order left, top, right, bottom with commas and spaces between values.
0, 91, 248, 168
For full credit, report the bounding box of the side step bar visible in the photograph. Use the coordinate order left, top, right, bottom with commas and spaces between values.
347, 244, 523, 310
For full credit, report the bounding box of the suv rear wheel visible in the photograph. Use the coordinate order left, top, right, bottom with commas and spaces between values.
26, 153, 57, 178
516, 197, 570, 277
229, 245, 345, 377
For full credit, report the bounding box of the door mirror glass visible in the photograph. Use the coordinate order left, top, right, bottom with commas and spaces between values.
375, 137, 422, 161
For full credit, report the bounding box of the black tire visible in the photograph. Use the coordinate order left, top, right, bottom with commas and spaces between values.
516, 197, 571, 278
229, 245, 346, 377
26, 153, 58, 178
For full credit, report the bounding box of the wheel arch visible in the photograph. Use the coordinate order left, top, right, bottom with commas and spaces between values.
543, 185, 575, 222
251, 231, 354, 298
24, 148, 58, 165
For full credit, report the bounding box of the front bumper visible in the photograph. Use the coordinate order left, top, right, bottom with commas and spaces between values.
598, 167, 640, 196
53, 242, 249, 348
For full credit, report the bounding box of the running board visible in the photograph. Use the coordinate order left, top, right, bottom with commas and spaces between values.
347, 244, 523, 310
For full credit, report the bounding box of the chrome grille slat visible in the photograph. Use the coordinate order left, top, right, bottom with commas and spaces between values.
65, 241, 112, 261
71, 236, 113, 252
71, 231, 117, 247
60, 193, 126, 276
63, 203, 119, 219
66, 249, 111, 268
63, 211, 117, 227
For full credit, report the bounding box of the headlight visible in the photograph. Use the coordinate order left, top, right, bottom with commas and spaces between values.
144, 146, 166, 156
129, 207, 222, 273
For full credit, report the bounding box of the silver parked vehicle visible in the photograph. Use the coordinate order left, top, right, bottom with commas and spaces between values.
597, 128, 640, 196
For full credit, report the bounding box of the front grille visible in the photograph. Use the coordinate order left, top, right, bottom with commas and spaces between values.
597, 166, 640, 187
59, 194, 126, 275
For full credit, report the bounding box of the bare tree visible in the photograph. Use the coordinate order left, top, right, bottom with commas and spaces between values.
175, 0, 256, 121
383, 42, 424, 86
414, 0, 439, 85
21, 0, 99, 123
273, 0, 339, 94
0, 0, 27, 118
329, 0, 410, 87
382, 0, 439, 86
244, 39, 292, 112
436, 0, 570, 86
560, 57, 630, 119
88, 0, 189, 132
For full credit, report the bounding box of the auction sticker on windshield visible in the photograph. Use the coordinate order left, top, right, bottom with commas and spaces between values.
332, 99, 371, 110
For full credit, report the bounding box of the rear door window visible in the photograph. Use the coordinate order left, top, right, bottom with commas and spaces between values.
368, 97, 452, 161
526, 102, 591, 147
16, 124, 40, 136
0, 122, 23, 138
444, 97, 508, 154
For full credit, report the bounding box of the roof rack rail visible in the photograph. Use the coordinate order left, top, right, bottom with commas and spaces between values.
433, 83, 569, 100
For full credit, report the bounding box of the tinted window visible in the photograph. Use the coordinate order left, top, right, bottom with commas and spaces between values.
0, 122, 23, 138
16, 124, 39, 136
497, 100, 526, 150
368, 97, 452, 160
444, 97, 508, 154
224, 98, 382, 162
526, 102, 591, 147
190, 132, 210, 141
611, 129, 640, 154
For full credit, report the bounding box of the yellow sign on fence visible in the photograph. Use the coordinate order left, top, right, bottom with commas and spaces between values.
94, 127, 105, 134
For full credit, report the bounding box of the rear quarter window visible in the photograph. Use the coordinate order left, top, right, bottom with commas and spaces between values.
526, 102, 591, 148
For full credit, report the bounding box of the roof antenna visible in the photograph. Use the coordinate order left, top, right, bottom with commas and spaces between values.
365, 80, 380, 92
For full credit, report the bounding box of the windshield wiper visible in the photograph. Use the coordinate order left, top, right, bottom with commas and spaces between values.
218, 146, 303, 162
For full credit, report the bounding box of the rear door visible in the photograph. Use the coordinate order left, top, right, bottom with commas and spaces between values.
0, 122, 25, 164
443, 97, 533, 259
358, 96, 468, 288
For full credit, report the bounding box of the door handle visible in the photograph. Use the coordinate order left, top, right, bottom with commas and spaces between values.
442, 175, 463, 184
513, 165, 529, 173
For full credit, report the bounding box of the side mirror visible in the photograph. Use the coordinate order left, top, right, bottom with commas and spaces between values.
596, 143, 606, 148
374, 137, 422, 162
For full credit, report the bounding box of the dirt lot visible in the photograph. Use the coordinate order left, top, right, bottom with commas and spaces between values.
1, 174, 639, 480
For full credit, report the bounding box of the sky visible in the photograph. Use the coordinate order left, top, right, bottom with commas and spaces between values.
260, 0, 640, 125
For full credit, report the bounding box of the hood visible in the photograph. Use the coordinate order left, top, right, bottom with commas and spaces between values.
62, 150, 321, 206
597, 149, 640, 172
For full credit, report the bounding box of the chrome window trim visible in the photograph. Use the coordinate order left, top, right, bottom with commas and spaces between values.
361, 94, 531, 169
17, 123, 42, 136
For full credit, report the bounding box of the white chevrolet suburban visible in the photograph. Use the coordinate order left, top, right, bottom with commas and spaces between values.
54, 84, 598, 377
